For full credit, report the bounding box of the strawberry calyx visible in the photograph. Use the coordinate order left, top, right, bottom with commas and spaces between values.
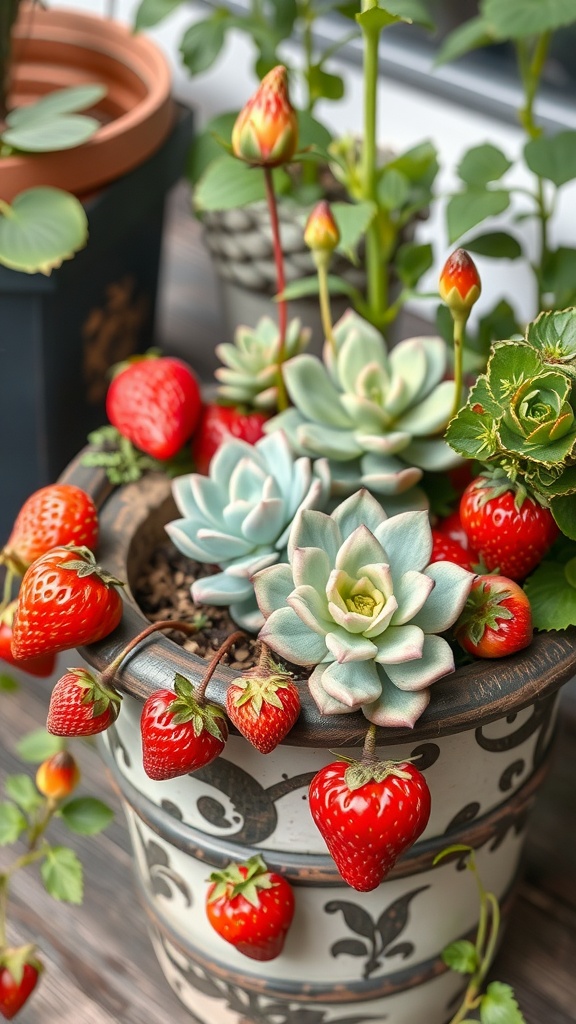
168, 673, 227, 741
230, 650, 295, 715
67, 667, 122, 719
470, 465, 548, 512
343, 758, 414, 791
0, 946, 43, 987
108, 348, 163, 380
454, 577, 516, 647
207, 855, 276, 907
56, 546, 124, 588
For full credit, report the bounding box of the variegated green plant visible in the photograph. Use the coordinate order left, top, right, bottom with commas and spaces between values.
265, 310, 461, 511
165, 431, 330, 631
445, 308, 576, 539
253, 489, 473, 729
214, 316, 310, 411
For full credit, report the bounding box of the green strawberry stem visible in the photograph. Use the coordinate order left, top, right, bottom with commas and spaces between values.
313, 250, 337, 355
263, 166, 289, 412
450, 313, 468, 422
196, 629, 247, 702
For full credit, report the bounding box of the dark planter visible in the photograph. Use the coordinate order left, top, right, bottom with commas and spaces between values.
0, 104, 193, 543
58, 451, 576, 1024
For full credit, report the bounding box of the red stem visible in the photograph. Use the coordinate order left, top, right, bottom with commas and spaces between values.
196, 630, 247, 702
100, 619, 201, 687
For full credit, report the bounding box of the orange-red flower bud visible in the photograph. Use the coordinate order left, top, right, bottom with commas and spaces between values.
231, 65, 298, 168
36, 750, 80, 800
439, 249, 481, 318
304, 200, 340, 254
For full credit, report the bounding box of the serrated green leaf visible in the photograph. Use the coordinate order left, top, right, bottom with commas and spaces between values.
41, 846, 84, 903
441, 939, 479, 974
550, 493, 576, 540
524, 561, 576, 629
458, 144, 512, 186
361, 0, 434, 29
435, 15, 494, 65
180, 17, 227, 76
524, 131, 576, 187
134, 0, 184, 30
0, 188, 88, 275
482, 0, 576, 39
60, 797, 114, 836
0, 674, 18, 692
447, 188, 510, 244
15, 729, 65, 763
445, 404, 499, 460
5, 774, 43, 814
526, 308, 576, 362
479, 980, 526, 1023
0, 802, 27, 844
464, 232, 522, 260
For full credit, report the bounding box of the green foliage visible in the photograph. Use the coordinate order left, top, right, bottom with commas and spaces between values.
524, 556, 576, 630
442, 939, 479, 974
0, 802, 27, 845
1, 85, 106, 154
480, 982, 526, 1024
5, 775, 43, 815
60, 798, 115, 836
0, 674, 18, 693
0, 188, 88, 276
464, 232, 522, 260
447, 189, 510, 245
41, 846, 84, 904
15, 729, 65, 764
524, 131, 576, 188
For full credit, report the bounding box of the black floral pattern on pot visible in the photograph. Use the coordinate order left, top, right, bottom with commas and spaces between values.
134, 822, 192, 905
325, 887, 429, 979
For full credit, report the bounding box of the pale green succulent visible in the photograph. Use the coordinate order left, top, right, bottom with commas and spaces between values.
165, 432, 330, 631
253, 489, 473, 728
265, 309, 461, 500
214, 316, 310, 411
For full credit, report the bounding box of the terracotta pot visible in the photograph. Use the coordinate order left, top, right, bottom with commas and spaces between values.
61, 453, 576, 1024
1, 4, 174, 201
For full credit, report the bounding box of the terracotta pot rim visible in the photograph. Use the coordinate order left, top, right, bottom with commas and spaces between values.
1, 6, 175, 200
61, 451, 576, 748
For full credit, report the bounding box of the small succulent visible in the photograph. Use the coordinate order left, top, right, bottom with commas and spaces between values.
253, 489, 473, 728
214, 316, 310, 411
165, 432, 330, 630
445, 308, 576, 539
265, 309, 460, 503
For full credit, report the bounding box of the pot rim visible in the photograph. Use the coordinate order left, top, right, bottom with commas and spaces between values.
61, 449, 576, 748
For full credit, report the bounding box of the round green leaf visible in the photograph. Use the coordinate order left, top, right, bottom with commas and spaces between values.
464, 232, 522, 259
134, 0, 185, 31
435, 15, 494, 65
14, 727, 65, 763
378, 168, 410, 211
447, 188, 510, 244
483, 0, 576, 39
60, 797, 114, 836
458, 144, 512, 186
3, 114, 101, 153
41, 846, 84, 904
180, 18, 227, 77
5, 774, 43, 814
0, 802, 27, 845
524, 131, 576, 187
0, 189, 88, 275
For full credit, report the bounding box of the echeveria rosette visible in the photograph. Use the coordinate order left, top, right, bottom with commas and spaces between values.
445, 308, 576, 539
214, 317, 310, 411
165, 432, 330, 631
264, 310, 461, 508
253, 489, 474, 729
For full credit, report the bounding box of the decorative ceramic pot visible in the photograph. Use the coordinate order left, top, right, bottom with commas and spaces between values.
61, 453, 576, 1024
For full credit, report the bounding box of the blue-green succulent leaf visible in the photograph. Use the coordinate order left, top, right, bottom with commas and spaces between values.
192, 571, 255, 605
320, 659, 382, 709
375, 510, 432, 577
283, 355, 353, 428
325, 630, 379, 663
287, 585, 332, 634
363, 675, 431, 728
331, 489, 388, 540
288, 509, 341, 563
411, 562, 475, 633
373, 624, 425, 664
309, 666, 358, 716
260, 607, 328, 665
390, 570, 435, 625
253, 563, 295, 618
385, 635, 455, 691
291, 546, 332, 590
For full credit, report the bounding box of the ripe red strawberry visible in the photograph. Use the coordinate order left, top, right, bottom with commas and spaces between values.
47, 667, 121, 736
192, 402, 268, 474
0, 958, 41, 1020
1, 484, 98, 576
309, 753, 431, 892
225, 656, 300, 754
459, 475, 559, 580
106, 354, 202, 461
430, 529, 476, 570
35, 750, 80, 800
140, 672, 228, 780
454, 574, 533, 659
0, 602, 56, 678
10, 545, 124, 660
206, 854, 295, 961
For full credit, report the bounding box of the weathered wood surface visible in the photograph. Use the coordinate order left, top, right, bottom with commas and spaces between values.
1, 187, 575, 1022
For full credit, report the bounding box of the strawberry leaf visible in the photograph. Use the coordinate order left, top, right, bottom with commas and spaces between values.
0, 802, 27, 844
41, 846, 83, 903
523, 561, 576, 630
479, 981, 526, 1024
441, 939, 479, 975
15, 729, 64, 763
5, 774, 43, 814
0, 674, 18, 692
59, 797, 114, 836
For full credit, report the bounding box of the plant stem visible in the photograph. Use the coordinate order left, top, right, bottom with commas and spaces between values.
360, 16, 386, 325
263, 166, 289, 412
450, 315, 467, 421
100, 618, 201, 688
446, 852, 502, 1024
196, 630, 247, 702
316, 255, 336, 353
0, 0, 21, 122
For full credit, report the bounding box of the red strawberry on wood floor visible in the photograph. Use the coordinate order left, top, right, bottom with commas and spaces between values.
10, 545, 124, 660
106, 353, 202, 461
205, 854, 295, 961
309, 726, 431, 892
454, 575, 533, 659
459, 473, 558, 580
0, 483, 99, 577
225, 648, 300, 753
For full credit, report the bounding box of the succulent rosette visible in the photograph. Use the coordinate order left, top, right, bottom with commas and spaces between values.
265, 310, 460, 505
445, 309, 576, 538
215, 317, 310, 411
165, 432, 330, 630
253, 489, 474, 728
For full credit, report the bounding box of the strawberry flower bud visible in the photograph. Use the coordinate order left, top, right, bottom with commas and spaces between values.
36, 750, 80, 800
439, 249, 481, 320
304, 200, 340, 254
231, 65, 298, 168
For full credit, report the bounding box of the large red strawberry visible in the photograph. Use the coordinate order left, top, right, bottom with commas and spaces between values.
106, 354, 202, 461
225, 655, 300, 754
206, 854, 295, 961
1, 484, 99, 576
430, 529, 476, 570
47, 667, 122, 736
459, 474, 559, 580
10, 545, 124, 660
454, 574, 533, 659
192, 403, 268, 474
0, 954, 42, 1020
309, 746, 431, 892
140, 672, 228, 780
0, 602, 56, 678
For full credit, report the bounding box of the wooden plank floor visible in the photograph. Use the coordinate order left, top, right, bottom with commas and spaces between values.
1, 184, 576, 1023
